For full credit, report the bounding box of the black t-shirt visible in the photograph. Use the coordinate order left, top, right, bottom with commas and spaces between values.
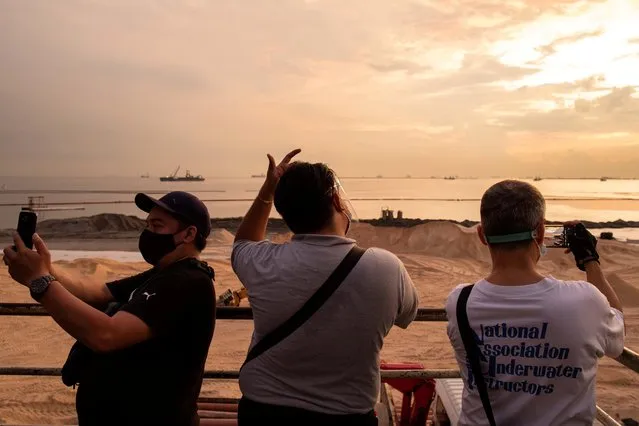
76, 258, 216, 426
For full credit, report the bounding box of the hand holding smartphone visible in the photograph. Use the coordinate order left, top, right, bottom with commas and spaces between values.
16, 209, 38, 250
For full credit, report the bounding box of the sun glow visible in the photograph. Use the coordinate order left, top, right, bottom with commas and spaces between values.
493, 0, 639, 89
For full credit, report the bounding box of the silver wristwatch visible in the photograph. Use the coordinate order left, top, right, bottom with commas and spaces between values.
29, 275, 56, 301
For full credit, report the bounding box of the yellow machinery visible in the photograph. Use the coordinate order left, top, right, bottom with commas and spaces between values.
216, 287, 248, 307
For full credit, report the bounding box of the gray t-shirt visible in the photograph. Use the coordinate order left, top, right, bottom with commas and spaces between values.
231, 234, 419, 414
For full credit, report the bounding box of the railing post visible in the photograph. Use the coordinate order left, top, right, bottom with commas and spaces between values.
596, 405, 622, 426
615, 348, 639, 373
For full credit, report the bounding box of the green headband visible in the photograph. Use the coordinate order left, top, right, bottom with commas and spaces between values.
485, 231, 537, 244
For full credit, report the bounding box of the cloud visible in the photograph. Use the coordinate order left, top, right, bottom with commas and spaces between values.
419, 54, 538, 93
0, 0, 638, 178
593, 86, 639, 112
494, 86, 639, 133
368, 60, 432, 74
536, 29, 604, 58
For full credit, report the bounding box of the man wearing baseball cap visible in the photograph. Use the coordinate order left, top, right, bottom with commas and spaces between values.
3, 191, 216, 425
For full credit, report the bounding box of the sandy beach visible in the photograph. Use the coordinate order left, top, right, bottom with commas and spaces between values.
0, 220, 638, 424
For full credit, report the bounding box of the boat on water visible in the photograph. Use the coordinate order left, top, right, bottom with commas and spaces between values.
251, 173, 266, 178
160, 166, 205, 182
534, 176, 542, 181
140, 172, 150, 178
601, 177, 608, 182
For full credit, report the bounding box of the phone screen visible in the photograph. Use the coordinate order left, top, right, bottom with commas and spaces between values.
17, 210, 38, 249
545, 225, 568, 248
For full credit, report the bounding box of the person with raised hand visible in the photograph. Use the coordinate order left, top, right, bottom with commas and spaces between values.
232, 149, 419, 426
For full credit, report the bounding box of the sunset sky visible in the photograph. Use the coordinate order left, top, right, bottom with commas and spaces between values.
1, 0, 638, 178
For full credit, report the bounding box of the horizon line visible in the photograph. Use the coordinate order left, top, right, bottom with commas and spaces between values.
0, 175, 637, 180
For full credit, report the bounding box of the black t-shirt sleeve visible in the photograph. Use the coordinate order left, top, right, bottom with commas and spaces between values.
120, 270, 214, 336
106, 269, 155, 304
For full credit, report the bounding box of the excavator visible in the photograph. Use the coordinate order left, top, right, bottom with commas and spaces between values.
216, 287, 248, 307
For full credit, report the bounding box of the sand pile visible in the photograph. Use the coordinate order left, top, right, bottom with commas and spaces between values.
607, 273, 639, 308
29, 217, 236, 245
244, 222, 487, 261
0, 226, 638, 423
56, 258, 148, 283
264, 222, 489, 260
208, 229, 235, 245
350, 221, 490, 260
37, 214, 145, 237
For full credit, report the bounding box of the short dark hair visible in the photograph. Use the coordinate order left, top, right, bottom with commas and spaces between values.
480, 180, 546, 251
274, 162, 337, 234
194, 233, 207, 251
176, 218, 207, 252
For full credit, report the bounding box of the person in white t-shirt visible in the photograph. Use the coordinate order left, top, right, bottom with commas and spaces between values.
446, 180, 624, 426
231, 149, 419, 426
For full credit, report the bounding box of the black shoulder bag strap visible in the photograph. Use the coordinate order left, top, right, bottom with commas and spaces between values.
456, 284, 497, 426
241, 245, 366, 369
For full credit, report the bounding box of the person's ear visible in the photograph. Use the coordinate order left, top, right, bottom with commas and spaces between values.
477, 224, 488, 246
183, 226, 197, 244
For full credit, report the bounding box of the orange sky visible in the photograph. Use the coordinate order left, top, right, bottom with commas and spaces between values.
1, 0, 638, 178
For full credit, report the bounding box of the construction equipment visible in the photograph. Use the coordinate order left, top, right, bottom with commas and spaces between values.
216, 288, 248, 307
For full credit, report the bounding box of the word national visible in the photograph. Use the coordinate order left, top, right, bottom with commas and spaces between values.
479, 322, 548, 341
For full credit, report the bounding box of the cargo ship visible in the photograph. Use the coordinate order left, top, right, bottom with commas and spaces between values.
160, 166, 205, 182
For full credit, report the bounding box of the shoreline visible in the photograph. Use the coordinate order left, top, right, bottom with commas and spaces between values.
1, 213, 639, 235
0, 214, 638, 252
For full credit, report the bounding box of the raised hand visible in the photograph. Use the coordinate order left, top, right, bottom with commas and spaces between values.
563, 222, 599, 271
264, 149, 302, 191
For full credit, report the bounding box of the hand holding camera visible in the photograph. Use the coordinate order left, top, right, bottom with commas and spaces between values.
564, 222, 600, 271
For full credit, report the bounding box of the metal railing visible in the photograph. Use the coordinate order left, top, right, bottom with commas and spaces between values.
0, 303, 636, 425
1, 304, 635, 374
0, 366, 462, 380
0, 304, 447, 321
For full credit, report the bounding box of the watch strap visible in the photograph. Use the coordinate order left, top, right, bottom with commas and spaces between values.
29, 275, 56, 301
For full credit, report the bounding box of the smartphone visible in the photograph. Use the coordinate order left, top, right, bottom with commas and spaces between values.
545, 225, 571, 249
16, 209, 38, 249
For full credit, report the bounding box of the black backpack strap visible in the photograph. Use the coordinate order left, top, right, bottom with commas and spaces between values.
241, 245, 367, 369
456, 284, 497, 426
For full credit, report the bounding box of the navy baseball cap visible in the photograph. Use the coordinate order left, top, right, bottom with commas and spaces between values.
135, 191, 211, 238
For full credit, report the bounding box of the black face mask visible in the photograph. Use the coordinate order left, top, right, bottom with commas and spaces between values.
138, 229, 183, 266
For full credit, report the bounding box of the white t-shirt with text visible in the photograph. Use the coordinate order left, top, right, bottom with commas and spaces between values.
446, 277, 624, 426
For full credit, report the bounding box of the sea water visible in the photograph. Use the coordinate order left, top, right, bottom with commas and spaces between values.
0, 176, 637, 229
